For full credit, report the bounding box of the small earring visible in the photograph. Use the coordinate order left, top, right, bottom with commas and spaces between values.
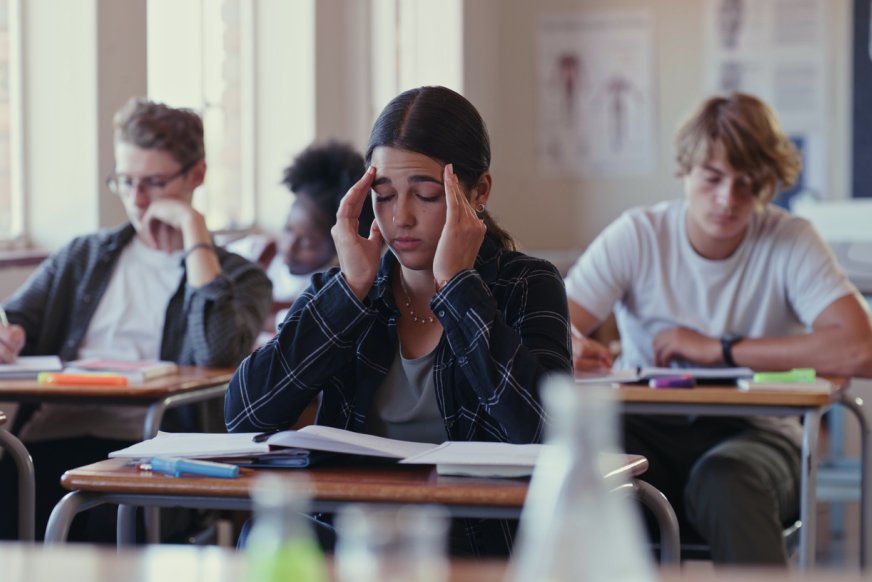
475, 203, 485, 213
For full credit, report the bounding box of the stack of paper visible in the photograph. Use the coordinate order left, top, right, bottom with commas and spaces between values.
400, 442, 544, 477
109, 432, 271, 459
0, 355, 63, 379
65, 358, 179, 382
575, 366, 754, 385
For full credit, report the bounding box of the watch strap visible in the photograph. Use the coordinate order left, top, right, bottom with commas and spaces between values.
721, 336, 743, 367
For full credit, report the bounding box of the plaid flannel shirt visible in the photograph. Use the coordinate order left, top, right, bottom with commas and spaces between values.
225, 237, 572, 444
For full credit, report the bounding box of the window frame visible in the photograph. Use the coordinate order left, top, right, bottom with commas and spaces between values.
0, 0, 26, 249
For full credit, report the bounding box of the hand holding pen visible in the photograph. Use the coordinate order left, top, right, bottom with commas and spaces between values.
571, 327, 614, 373
0, 306, 25, 364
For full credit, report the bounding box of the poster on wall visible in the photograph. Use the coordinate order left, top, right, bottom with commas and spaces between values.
536, 10, 656, 178
703, 0, 830, 204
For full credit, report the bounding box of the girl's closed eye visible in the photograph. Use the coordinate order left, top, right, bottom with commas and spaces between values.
373, 188, 395, 203
416, 192, 443, 203
414, 185, 445, 202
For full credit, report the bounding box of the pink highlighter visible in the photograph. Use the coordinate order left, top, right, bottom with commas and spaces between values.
648, 374, 696, 389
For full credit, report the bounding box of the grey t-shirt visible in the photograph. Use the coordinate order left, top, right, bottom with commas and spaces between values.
364, 344, 447, 444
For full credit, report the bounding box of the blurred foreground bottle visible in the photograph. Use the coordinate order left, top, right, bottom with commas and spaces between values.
246, 474, 328, 582
335, 504, 449, 582
509, 375, 656, 581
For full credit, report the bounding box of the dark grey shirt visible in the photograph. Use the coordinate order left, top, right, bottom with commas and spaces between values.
4, 223, 272, 367
363, 345, 447, 444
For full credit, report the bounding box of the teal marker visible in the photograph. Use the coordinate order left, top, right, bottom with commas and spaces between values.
752, 368, 816, 383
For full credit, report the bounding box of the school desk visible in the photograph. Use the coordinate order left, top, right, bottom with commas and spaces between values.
614, 376, 869, 570
0, 410, 34, 540
44, 454, 681, 564
0, 366, 235, 440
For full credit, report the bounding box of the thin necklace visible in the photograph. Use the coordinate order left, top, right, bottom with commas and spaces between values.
398, 273, 436, 325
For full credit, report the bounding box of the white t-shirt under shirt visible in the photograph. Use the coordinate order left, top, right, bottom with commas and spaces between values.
21, 237, 184, 442
564, 200, 864, 446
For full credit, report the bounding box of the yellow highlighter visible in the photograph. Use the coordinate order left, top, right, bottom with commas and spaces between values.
751, 368, 816, 383
37, 372, 129, 387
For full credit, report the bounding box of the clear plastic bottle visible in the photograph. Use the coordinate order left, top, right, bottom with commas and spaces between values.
245, 474, 329, 582
509, 375, 656, 582
335, 504, 449, 582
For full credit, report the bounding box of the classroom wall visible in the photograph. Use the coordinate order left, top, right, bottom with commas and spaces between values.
1, 0, 855, 303
463, 0, 853, 252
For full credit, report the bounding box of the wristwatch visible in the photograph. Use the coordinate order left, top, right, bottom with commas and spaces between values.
721, 336, 743, 367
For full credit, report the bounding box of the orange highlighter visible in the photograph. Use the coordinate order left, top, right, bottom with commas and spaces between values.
37, 372, 128, 387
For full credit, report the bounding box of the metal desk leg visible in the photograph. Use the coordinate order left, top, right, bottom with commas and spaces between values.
143, 402, 168, 441
140, 384, 228, 542
837, 394, 871, 569
142, 384, 228, 440
828, 405, 847, 538
144, 506, 161, 543
44, 492, 110, 543
799, 408, 822, 571
0, 427, 34, 541
117, 504, 138, 547
632, 480, 680, 565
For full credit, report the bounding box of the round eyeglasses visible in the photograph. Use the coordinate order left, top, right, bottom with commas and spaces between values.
106, 160, 197, 197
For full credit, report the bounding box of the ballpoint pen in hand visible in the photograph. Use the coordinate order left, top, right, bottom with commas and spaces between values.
0, 306, 9, 327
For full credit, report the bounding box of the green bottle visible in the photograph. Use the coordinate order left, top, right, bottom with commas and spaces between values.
246, 474, 328, 582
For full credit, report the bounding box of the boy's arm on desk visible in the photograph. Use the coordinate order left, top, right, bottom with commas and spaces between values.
729, 296, 872, 378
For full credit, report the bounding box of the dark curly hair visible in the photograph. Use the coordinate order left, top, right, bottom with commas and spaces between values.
281, 141, 373, 237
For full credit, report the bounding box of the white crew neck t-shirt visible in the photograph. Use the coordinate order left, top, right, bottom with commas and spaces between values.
564, 200, 864, 445
21, 237, 184, 442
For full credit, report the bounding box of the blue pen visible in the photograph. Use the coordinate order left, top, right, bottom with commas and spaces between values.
146, 457, 240, 478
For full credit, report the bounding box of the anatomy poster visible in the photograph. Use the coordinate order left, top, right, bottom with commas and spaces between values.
703, 0, 831, 203
536, 10, 656, 178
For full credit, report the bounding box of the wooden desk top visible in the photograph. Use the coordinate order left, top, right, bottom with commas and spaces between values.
61, 455, 648, 509
0, 366, 234, 401
615, 376, 849, 407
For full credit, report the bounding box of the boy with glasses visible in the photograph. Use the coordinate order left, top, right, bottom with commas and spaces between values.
0, 97, 272, 540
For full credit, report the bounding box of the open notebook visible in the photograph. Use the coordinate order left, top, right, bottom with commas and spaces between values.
108, 425, 546, 477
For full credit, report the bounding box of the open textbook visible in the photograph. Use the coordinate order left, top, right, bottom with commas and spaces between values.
108, 425, 545, 477
575, 366, 753, 385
